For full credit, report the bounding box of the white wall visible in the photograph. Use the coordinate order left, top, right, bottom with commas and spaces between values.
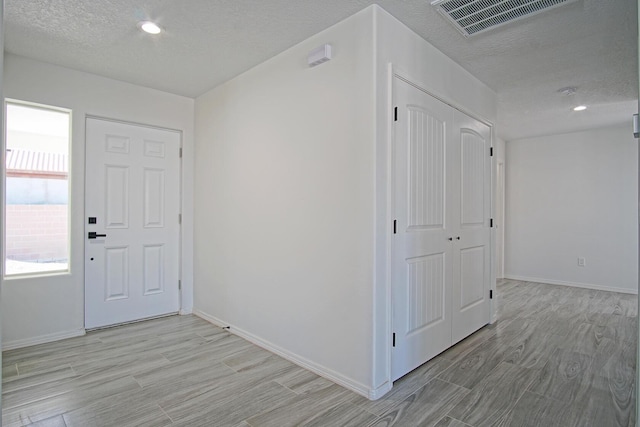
194, 8, 377, 396
372, 6, 497, 394
193, 4, 497, 399
2, 54, 195, 349
505, 124, 638, 293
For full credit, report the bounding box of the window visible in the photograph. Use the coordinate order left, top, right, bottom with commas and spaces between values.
4, 101, 71, 277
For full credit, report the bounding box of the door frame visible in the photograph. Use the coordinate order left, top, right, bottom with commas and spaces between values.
83, 114, 184, 327
495, 160, 505, 280
385, 64, 496, 384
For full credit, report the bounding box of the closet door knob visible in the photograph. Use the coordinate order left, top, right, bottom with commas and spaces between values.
448, 237, 453, 241
456, 236, 461, 240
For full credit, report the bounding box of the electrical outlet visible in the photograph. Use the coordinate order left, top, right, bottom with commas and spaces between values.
578, 257, 586, 267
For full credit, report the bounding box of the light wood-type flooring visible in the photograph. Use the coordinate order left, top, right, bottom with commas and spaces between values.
2, 279, 637, 426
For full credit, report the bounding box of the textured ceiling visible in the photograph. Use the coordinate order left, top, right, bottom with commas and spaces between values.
4, 0, 638, 140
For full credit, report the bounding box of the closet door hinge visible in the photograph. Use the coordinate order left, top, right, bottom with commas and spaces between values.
490, 290, 493, 299
394, 107, 398, 122
393, 220, 397, 234
178, 280, 182, 290
490, 218, 494, 228
179, 147, 183, 158
178, 213, 182, 224
490, 147, 493, 157
392, 333, 396, 347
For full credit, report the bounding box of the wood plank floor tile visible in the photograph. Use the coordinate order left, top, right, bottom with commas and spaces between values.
273, 366, 337, 395
68, 350, 171, 384
9, 347, 104, 381
63, 396, 172, 427
447, 362, 538, 427
586, 291, 620, 322
139, 330, 210, 354
3, 336, 103, 367
195, 325, 230, 341
160, 332, 254, 363
158, 360, 299, 422
132, 351, 236, 388
571, 373, 635, 427
529, 311, 583, 338
503, 330, 566, 370
4, 370, 136, 411
222, 345, 280, 372
3, 365, 76, 395
558, 322, 606, 355
134, 359, 239, 406
368, 379, 469, 427
434, 416, 473, 427
70, 331, 208, 365
349, 356, 452, 417
3, 376, 141, 425
90, 315, 203, 344
602, 314, 637, 343
437, 337, 514, 389
527, 348, 593, 403
245, 384, 357, 426
490, 390, 580, 427
299, 401, 378, 427
613, 296, 638, 317
591, 337, 636, 374
438, 323, 506, 364
2, 413, 25, 427
3, 363, 19, 380
27, 414, 68, 427
167, 381, 297, 426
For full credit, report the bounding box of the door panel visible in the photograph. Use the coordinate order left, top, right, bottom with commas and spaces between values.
143, 168, 165, 227
451, 110, 491, 344
407, 254, 445, 332
105, 165, 129, 227
143, 244, 165, 295
392, 78, 454, 381
460, 130, 486, 226
105, 246, 129, 300
85, 118, 181, 329
407, 107, 445, 229
459, 246, 485, 309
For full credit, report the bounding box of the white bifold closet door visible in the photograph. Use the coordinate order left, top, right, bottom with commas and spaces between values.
391, 77, 491, 381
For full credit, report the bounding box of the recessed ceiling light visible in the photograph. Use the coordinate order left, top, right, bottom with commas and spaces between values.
140, 21, 162, 35
573, 105, 587, 111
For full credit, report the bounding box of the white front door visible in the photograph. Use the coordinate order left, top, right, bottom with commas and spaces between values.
450, 110, 492, 344
391, 77, 454, 381
85, 118, 181, 329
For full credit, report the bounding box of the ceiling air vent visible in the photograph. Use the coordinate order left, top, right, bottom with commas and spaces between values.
431, 0, 580, 37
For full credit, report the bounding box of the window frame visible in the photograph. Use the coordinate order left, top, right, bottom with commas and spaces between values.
3, 98, 73, 279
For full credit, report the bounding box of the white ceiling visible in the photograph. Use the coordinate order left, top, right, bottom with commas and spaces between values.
5, 0, 638, 141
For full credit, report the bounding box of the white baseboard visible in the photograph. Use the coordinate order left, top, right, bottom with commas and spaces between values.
3, 328, 86, 351
369, 380, 393, 400
503, 275, 638, 295
193, 309, 380, 400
